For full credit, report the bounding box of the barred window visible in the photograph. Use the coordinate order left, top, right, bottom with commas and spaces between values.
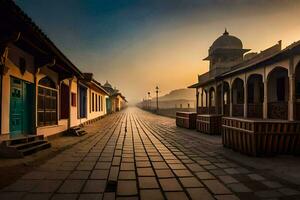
37, 77, 57, 126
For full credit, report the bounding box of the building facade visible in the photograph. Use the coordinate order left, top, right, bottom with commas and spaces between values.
189, 30, 300, 156
0, 0, 125, 139
103, 81, 127, 113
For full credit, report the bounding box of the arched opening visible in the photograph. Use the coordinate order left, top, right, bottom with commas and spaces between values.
216, 84, 222, 114
223, 82, 230, 116
232, 78, 244, 117
295, 63, 300, 120
209, 87, 216, 114
247, 74, 264, 118
267, 67, 288, 120
37, 76, 57, 126
199, 88, 208, 114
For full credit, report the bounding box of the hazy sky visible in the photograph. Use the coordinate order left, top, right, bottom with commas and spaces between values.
17, 0, 300, 103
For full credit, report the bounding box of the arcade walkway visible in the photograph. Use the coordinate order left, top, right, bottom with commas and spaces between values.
0, 107, 300, 200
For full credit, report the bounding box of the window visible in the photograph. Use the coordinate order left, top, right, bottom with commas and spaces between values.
101, 96, 103, 111
92, 93, 94, 112
79, 85, 87, 118
98, 95, 101, 111
71, 93, 76, 106
95, 94, 98, 111
37, 77, 57, 126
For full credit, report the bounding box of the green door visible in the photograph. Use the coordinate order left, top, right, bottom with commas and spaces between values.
10, 77, 34, 137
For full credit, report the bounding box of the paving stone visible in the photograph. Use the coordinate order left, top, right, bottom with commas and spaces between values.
186, 163, 205, 172
112, 157, 121, 165
108, 166, 119, 181
68, 171, 90, 179
78, 193, 103, 200
173, 169, 193, 177
51, 194, 78, 200
227, 183, 252, 193
156, 169, 175, 178
138, 177, 159, 189
102, 192, 115, 200
140, 189, 164, 200
118, 170, 136, 180
120, 162, 135, 170
186, 188, 214, 200
179, 177, 203, 187
31, 180, 62, 193
22, 193, 52, 200
165, 192, 189, 200
90, 169, 109, 179
278, 188, 300, 196
21, 171, 49, 180
46, 171, 70, 180
262, 181, 283, 189
152, 162, 169, 169
224, 168, 240, 175
248, 174, 265, 181
210, 169, 226, 176
83, 180, 106, 193
117, 180, 138, 196
218, 175, 239, 184
3, 180, 39, 192
159, 178, 183, 191
215, 194, 240, 200
169, 163, 187, 170
95, 162, 111, 169
137, 168, 155, 176
255, 190, 283, 198
58, 180, 85, 193
136, 161, 151, 168
196, 171, 216, 180
203, 180, 232, 195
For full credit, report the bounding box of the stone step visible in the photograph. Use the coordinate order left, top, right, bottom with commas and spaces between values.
2, 135, 44, 146
0, 135, 51, 158
11, 140, 48, 150
20, 142, 51, 156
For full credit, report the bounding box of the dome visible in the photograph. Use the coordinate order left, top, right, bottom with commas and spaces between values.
210, 29, 243, 53
103, 81, 112, 88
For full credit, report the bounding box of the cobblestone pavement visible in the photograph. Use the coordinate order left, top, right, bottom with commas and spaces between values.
1, 107, 300, 200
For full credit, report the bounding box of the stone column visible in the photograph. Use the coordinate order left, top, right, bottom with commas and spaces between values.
244, 82, 248, 118
221, 82, 224, 115
229, 85, 233, 117
288, 75, 295, 121
196, 88, 199, 113
263, 80, 268, 119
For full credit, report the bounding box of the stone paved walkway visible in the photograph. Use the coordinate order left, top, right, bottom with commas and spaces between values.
1, 107, 300, 200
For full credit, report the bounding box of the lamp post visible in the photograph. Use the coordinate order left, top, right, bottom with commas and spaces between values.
155, 86, 159, 112
147, 92, 151, 110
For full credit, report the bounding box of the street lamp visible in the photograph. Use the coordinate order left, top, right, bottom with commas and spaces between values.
155, 86, 159, 112
147, 92, 151, 110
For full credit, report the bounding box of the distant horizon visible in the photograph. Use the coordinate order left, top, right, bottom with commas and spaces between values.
16, 0, 300, 103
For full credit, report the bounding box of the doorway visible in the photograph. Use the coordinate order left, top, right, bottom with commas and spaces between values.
10, 77, 35, 137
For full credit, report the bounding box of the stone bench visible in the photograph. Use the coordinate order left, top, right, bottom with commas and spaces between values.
222, 117, 300, 156
176, 112, 197, 129
196, 114, 222, 135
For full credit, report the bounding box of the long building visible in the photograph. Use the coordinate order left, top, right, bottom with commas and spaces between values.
189, 29, 300, 156
0, 0, 126, 140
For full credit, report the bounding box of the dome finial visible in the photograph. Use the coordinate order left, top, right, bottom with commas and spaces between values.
223, 28, 229, 35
